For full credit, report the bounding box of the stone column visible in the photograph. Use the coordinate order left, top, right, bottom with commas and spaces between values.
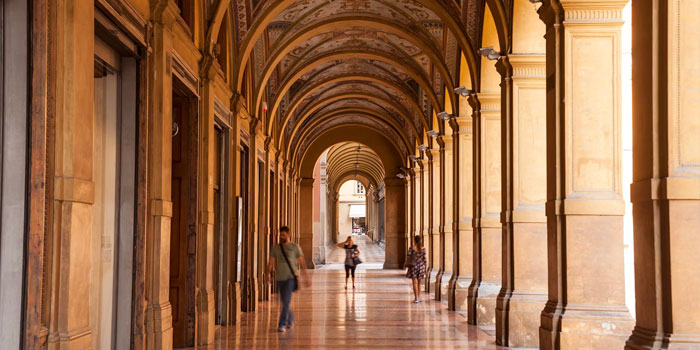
242, 120, 259, 312
448, 116, 474, 312
469, 93, 502, 327
495, 55, 548, 348
315, 163, 328, 264
440, 136, 454, 302
383, 178, 407, 269
627, 1, 700, 348
47, 0, 95, 347
467, 94, 482, 324
257, 142, 271, 302
298, 178, 315, 268
406, 172, 415, 251
538, 1, 635, 348
427, 145, 441, 294
195, 59, 219, 345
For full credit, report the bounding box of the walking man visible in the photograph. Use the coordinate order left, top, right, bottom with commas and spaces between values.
267, 226, 309, 332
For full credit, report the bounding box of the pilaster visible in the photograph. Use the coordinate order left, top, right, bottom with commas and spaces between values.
440, 136, 454, 302
627, 0, 700, 348
142, 5, 181, 347
46, 1, 95, 347
448, 116, 474, 312
538, 1, 635, 348
471, 92, 503, 327
298, 177, 316, 269
495, 54, 548, 348
383, 177, 407, 269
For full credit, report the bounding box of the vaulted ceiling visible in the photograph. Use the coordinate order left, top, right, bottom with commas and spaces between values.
230, 0, 500, 179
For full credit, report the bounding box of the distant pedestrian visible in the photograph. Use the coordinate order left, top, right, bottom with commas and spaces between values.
337, 236, 361, 289
405, 235, 427, 303
267, 226, 309, 332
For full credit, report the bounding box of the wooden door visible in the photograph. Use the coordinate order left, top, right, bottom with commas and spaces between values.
170, 94, 197, 348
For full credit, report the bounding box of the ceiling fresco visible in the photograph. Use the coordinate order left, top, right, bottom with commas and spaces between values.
234, 0, 490, 176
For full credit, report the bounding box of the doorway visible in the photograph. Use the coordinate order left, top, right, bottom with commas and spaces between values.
91, 35, 139, 350
169, 80, 199, 348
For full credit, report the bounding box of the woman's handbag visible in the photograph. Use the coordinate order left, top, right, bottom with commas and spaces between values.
352, 254, 362, 266
279, 244, 299, 291
405, 250, 416, 269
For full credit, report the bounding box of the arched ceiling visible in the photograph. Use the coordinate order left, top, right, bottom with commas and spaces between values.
326, 142, 385, 189
233, 0, 491, 166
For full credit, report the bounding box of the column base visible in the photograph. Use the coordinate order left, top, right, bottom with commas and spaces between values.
440, 273, 452, 302
425, 268, 434, 292
242, 276, 258, 312
46, 326, 92, 350
539, 303, 634, 350
145, 302, 174, 350
626, 326, 700, 350
196, 288, 216, 345
226, 282, 241, 325
433, 270, 444, 301
473, 281, 501, 326
496, 290, 547, 348
447, 275, 472, 311
258, 277, 271, 301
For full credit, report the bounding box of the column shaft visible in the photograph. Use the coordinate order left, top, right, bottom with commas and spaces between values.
383, 178, 407, 269
495, 55, 548, 347
448, 117, 474, 312
538, 1, 635, 348
627, 0, 700, 348
471, 93, 503, 326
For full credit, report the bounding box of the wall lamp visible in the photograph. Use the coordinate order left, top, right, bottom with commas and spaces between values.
396, 173, 406, 179
409, 155, 424, 162
479, 46, 501, 60
437, 111, 454, 121
454, 86, 473, 97
426, 130, 439, 138
417, 144, 429, 151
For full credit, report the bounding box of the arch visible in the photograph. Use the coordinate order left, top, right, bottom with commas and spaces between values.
292, 92, 422, 138
254, 16, 457, 117
297, 125, 404, 179
267, 52, 440, 136
288, 105, 418, 152
288, 111, 412, 163
484, 0, 511, 53
275, 74, 430, 147
235, 0, 478, 99
332, 173, 376, 194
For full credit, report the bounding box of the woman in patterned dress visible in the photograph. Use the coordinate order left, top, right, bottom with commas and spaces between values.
406, 235, 427, 303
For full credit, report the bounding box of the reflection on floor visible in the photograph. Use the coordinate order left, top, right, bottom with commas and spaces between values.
197, 268, 508, 349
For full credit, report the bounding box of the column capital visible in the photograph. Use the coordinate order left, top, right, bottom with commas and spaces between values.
476, 93, 500, 112
509, 54, 546, 79
453, 117, 473, 134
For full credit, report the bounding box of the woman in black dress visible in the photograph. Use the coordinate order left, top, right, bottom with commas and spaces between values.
406, 235, 427, 303
337, 236, 361, 289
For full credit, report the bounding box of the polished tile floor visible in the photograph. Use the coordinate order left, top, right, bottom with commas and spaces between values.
198, 242, 507, 349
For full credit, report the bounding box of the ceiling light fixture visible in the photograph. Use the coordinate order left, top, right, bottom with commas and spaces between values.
454, 86, 472, 97
479, 46, 501, 60
437, 111, 454, 121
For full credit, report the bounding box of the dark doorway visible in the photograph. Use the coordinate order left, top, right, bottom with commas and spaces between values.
169, 80, 198, 348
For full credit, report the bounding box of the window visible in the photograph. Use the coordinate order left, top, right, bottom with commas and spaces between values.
355, 181, 365, 194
